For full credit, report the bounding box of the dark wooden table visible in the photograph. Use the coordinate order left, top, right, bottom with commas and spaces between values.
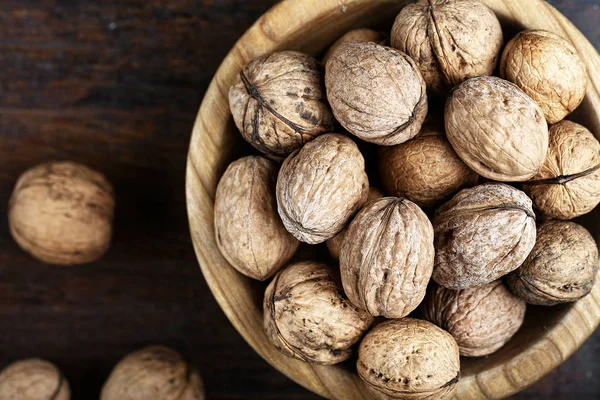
0, 1, 598, 399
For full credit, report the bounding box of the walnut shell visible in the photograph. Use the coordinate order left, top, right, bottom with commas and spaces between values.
276, 133, 369, 244
0, 359, 70, 400
8, 161, 114, 266
433, 183, 537, 290
215, 156, 299, 280
229, 51, 334, 159
379, 127, 478, 207
322, 29, 388, 65
326, 187, 384, 260
523, 120, 600, 220
325, 41, 427, 146
500, 30, 588, 124
506, 220, 598, 306
340, 197, 434, 318
357, 318, 460, 400
101, 346, 205, 400
445, 76, 548, 182
424, 281, 526, 357
391, 0, 503, 94
264, 261, 374, 365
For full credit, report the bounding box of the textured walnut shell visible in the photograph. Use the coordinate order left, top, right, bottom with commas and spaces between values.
264, 261, 374, 365
424, 281, 526, 357
340, 197, 434, 318
500, 30, 588, 124
433, 183, 536, 290
8, 161, 114, 266
391, 0, 503, 94
523, 120, 600, 220
0, 359, 70, 400
379, 127, 478, 207
229, 51, 334, 159
214, 156, 299, 280
506, 221, 598, 306
101, 346, 205, 400
325, 41, 427, 146
276, 134, 369, 244
326, 187, 384, 260
322, 29, 388, 65
357, 318, 460, 400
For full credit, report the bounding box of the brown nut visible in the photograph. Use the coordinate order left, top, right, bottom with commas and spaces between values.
325, 41, 427, 146
445, 77, 548, 182
424, 281, 526, 357
0, 359, 70, 400
357, 318, 460, 400
101, 346, 205, 400
379, 127, 478, 207
229, 51, 334, 159
215, 156, 299, 280
264, 261, 374, 365
322, 29, 388, 65
391, 0, 503, 94
506, 220, 598, 306
8, 161, 114, 266
276, 133, 369, 244
433, 183, 536, 290
500, 30, 588, 124
523, 120, 600, 220
340, 197, 434, 318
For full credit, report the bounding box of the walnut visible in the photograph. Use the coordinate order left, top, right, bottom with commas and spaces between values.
391, 0, 503, 94
0, 359, 70, 400
101, 346, 204, 400
326, 187, 384, 260
215, 156, 299, 280
424, 281, 526, 357
357, 318, 460, 400
433, 183, 536, 290
229, 51, 334, 159
379, 126, 478, 207
276, 134, 369, 244
8, 161, 114, 266
445, 76, 549, 182
340, 197, 434, 318
263, 261, 374, 365
506, 220, 598, 306
325, 41, 427, 146
500, 30, 588, 124
523, 120, 600, 220
322, 29, 388, 65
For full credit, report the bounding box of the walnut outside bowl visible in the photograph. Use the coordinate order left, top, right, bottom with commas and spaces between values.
186, 0, 600, 398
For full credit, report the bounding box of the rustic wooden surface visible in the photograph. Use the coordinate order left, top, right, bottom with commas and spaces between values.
0, 0, 598, 399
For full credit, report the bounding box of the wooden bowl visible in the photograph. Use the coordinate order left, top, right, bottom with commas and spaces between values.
186, 0, 600, 398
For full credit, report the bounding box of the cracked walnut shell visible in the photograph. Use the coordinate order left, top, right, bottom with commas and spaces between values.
325, 41, 427, 146
0, 359, 70, 400
523, 120, 600, 220
500, 30, 588, 124
506, 220, 598, 306
8, 161, 114, 266
101, 346, 205, 400
263, 261, 374, 365
322, 28, 388, 65
445, 76, 549, 182
391, 0, 503, 94
276, 133, 369, 244
229, 51, 334, 159
340, 197, 434, 318
433, 183, 536, 290
424, 281, 526, 357
215, 156, 299, 280
357, 318, 460, 400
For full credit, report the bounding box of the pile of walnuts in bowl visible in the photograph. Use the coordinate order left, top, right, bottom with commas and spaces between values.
215, 0, 599, 398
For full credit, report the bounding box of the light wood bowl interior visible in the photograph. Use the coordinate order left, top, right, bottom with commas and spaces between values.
186, 0, 600, 398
